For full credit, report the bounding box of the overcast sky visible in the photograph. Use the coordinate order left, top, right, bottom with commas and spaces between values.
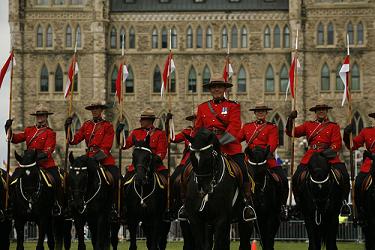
0, 0, 11, 165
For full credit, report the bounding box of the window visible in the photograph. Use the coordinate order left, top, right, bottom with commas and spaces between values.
152, 28, 158, 49
273, 25, 280, 48
279, 64, 288, 93
202, 66, 210, 92
222, 27, 228, 48
71, 0, 82, 4
188, 67, 197, 93
40, 65, 49, 92
162, 28, 167, 48
66, 25, 72, 47
351, 63, 360, 91
153, 66, 161, 92
327, 22, 334, 45
171, 28, 177, 49
357, 22, 363, 45
241, 26, 247, 48
271, 114, 284, 146
206, 26, 212, 48
76, 25, 82, 48
231, 26, 238, 49
264, 26, 270, 48
73, 74, 78, 91
126, 66, 134, 93
321, 64, 330, 91
55, 0, 64, 4
351, 111, 364, 136
187, 26, 193, 48
55, 65, 63, 92
37, 0, 48, 4
336, 64, 344, 91
120, 27, 126, 48
347, 22, 354, 45
283, 25, 290, 48
317, 22, 324, 45
110, 27, 117, 49
265, 65, 274, 92
196, 26, 203, 48
37, 25, 43, 47
170, 70, 176, 92
129, 27, 135, 48
237, 67, 246, 93
111, 67, 117, 93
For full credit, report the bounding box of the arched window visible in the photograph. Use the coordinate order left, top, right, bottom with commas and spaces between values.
129, 27, 135, 48
40, 65, 49, 92
271, 114, 284, 146
46, 25, 53, 47
273, 25, 280, 48
264, 26, 271, 48
162, 27, 167, 48
321, 63, 330, 91
222, 27, 228, 48
206, 26, 212, 48
152, 28, 158, 49
55, 0, 64, 4
55, 64, 63, 92
231, 26, 238, 49
111, 67, 117, 93
37, 0, 48, 4
351, 111, 364, 136
241, 26, 248, 48
120, 27, 126, 48
347, 22, 354, 45
70, 114, 82, 148
336, 64, 344, 91
283, 25, 290, 48
196, 26, 203, 48
279, 64, 288, 93
188, 66, 197, 93
110, 27, 117, 49
202, 66, 210, 92
171, 27, 177, 49
153, 66, 161, 92
76, 25, 81, 48
73, 73, 78, 92
265, 65, 274, 92
237, 67, 246, 93
317, 22, 324, 45
327, 22, 334, 45
357, 22, 363, 45
66, 25, 72, 48
186, 26, 193, 48
351, 63, 360, 91
126, 66, 134, 93
37, 25, 43, 47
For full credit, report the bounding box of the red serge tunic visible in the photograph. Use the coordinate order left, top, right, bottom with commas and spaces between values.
172, 127, 193, 167
347, 127, 375, 173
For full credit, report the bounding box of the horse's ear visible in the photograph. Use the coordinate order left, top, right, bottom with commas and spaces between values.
69, 151, 75, 164
14, 150, 22, 164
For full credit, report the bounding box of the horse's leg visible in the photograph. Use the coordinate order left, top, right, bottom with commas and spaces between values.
158, 221, 171, 250
180, 221, 194, 250
36, 219, 46, 250
99, 214, 110, 250
325, 215, 338, 250
46, 216, 55, 250
238, 220, 252, 250
110, 221, 120, 250
87, 220, 97, 250
128, 220, 138, 250
15, 219, 25, 250
304, 217, 318, 250
147, 218, 162, 250
75, 217, 86, 250
54, 216, 63, 250
189, 219, 208, 250
212, 218, 231, 250
64, 219, 73, 250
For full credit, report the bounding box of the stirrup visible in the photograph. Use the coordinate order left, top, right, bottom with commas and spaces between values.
177, 205, 188, 222
52, 202, 62, 216
243, 205, 257, 222
280, 205, 288, 221
339, 200, 352, 217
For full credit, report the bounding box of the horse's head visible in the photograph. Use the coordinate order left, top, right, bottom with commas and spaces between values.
132, 134, 154, 185
245, 146, 270, 177
308, 152, 331, 187
14, 150, 40, 179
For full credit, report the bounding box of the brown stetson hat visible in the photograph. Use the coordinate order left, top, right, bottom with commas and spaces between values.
85, 101, 109, 110
30, 104, 54, 116
309, 104, 333, 112
139, 107, 158, 119
368, 113, 375, 118
249, 105, 273, 112
203, 73, 233, 88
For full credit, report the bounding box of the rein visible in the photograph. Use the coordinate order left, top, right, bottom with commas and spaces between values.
19, 169, 42, 210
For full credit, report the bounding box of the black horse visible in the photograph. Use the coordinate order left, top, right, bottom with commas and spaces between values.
0, 169, 11, 250
296, 152, 342, 250
185, 128, 253, 250
122, 134, 170, 250
245, 146, 283, 250
10, 150, 55, 250
67, 153, 113, 250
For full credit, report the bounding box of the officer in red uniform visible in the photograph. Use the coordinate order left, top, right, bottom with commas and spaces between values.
237, 105, 289, 218
5, 104, 62, 215
343, 112, 375, 221
286, 104, 351, 216
194, 74, 255, 220
65, 101, 119, 217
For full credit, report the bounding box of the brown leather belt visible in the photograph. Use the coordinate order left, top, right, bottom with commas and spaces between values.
86, 146, 99, 153
211, 128, 224, 135
309, 143, 329, 150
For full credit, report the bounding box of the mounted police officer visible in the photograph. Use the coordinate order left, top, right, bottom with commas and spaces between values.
64, 101, 119, 219
286, 104, 351, 216
5, 104, 62, 215
194, 74, 256, 220
237, 104, 289, 219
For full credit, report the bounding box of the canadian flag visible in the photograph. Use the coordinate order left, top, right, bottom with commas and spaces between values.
0, 51, 14, 89
64, 56, 79, 98
222, 58, 233, 82
339, 55, 350, 106
161, 52, 175, 98
285, 56, 301, 101
115, 64, 129, 103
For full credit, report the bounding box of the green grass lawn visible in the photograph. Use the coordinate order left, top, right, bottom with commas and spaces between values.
9, 241, 364, 249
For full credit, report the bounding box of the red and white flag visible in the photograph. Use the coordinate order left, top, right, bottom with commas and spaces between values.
0, 51, 14, 89
339, 55, 350, 106
64, 56, 79, 98
222, 59, 233, 82
287, 57, 297, 99
115, 64, 129, 103
161, 52, 175, 98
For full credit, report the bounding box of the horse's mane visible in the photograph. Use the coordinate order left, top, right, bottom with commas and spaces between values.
194, 127, 220, 153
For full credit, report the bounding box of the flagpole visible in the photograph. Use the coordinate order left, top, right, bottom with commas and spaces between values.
288, 29, 299, 207
5, 49, 14, 209
166, 29, 173, 212
225, 34, 230, 99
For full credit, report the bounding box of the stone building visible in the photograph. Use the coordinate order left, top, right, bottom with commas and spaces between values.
8, 0, 375, 174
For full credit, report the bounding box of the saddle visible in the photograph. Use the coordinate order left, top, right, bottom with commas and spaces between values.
99, 167, 114, 186
362, 174, 372, 192
223, 156, 244, 188
122, 171, 166, 189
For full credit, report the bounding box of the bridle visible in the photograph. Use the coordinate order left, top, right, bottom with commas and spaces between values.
17, 161, 42, 211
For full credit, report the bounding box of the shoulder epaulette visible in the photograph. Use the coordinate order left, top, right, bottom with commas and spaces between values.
267, 121, 276, 126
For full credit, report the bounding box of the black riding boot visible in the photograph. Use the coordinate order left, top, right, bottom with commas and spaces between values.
243, 182, 256, 222
272, 167, 289, 220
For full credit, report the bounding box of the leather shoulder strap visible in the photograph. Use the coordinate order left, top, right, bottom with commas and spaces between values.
207, 101, 228, 127
247, 123, 268, 145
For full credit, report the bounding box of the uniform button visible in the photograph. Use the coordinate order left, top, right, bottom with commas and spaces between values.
212, 120, 215, 121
